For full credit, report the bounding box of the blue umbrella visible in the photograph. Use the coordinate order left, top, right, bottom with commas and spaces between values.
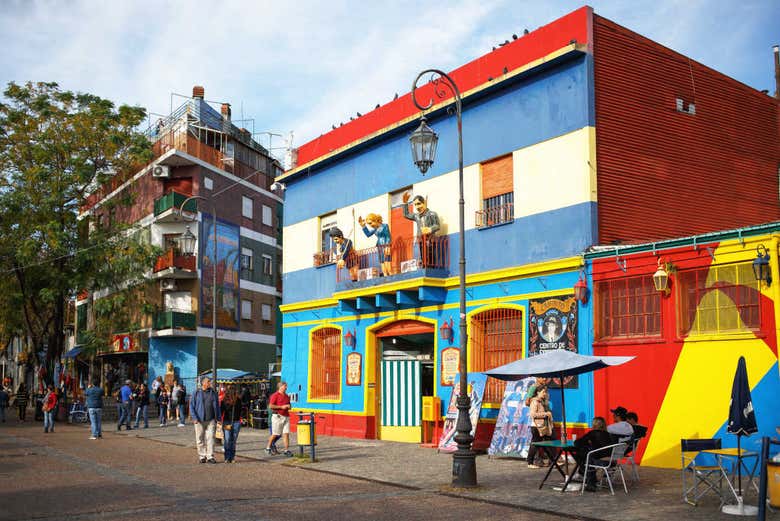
485, 349, 635, 439
726, 356, 757, 501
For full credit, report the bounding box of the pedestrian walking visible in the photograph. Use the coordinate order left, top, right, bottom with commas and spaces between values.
133, 382, 150, 429
190, 376, 220, 464
220, 386, 243, 463
266, 381, 293, 456
117, 380, 133, 430
171, 380, 182, 423
0, 386, 8, 423
14, 383, 28, 422
158, 385, 170, 427
176, 381, 187, 427
42, 384, 57, 433
152, 376, 162, 417
85, 378, 104, 439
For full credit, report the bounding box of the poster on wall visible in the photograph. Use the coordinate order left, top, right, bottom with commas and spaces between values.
200, 215, 240, 330
528, 295, 578, 388
346, 352, 362, 386
440, 347, 459, 386
438, 372, 487, 453
487, 378, 535, 458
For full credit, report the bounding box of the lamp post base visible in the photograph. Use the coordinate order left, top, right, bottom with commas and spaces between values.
452, 449, 478, 488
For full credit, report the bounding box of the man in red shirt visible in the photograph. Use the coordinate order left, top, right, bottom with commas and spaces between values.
266, 381, 292, 456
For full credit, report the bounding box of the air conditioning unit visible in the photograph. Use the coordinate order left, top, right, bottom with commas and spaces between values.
152, 165, 170, 178
160, 279, 177, 292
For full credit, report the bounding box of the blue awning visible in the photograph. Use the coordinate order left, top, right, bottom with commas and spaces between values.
63, 347, 83, 359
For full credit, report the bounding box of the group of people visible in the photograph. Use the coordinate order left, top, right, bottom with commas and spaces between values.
0, 383, 30, 424
525, 382, 647, 492
114, 377, 188, 430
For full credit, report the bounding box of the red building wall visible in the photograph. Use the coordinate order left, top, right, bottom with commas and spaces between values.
593, 16, 780, 244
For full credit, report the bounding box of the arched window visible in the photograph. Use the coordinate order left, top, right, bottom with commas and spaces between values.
470, 308, 524, 404
310, 327, 341, 401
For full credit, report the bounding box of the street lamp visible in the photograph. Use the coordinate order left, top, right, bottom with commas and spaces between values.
410, 69, 476, 488
177, 197, 218, 387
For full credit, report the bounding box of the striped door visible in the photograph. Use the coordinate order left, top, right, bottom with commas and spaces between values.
381, 360, 421, 427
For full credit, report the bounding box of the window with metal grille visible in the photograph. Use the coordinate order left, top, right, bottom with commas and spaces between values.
595, 276, 661, 339
310, 327, 341, 401
470, 308, 524, 404
678, 262, 760, 336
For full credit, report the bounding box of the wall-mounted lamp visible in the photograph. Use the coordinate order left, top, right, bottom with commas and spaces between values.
439, 318, 454, 343
344, 329, 356, 350
753, 244, 772, 286
652, 258, 673, 295
573, 272, 588, 304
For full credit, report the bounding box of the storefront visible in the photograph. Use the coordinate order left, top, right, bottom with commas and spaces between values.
97, 332, 149, 393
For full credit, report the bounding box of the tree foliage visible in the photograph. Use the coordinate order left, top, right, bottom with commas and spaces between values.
0, 81, 160, 365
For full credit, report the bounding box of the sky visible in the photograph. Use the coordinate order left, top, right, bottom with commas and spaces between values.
1, 0, 778, 158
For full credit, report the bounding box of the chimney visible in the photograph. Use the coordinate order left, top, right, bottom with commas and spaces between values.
221, 103, 231, 122
192, 85, 205, 99
774, 45, 780, 99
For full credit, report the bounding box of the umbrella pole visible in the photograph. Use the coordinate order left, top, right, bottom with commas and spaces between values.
560, 371, 567, 441
737, 433, 742, 497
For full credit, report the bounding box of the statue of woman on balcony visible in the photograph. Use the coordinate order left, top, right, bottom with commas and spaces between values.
359, 213, 393, 277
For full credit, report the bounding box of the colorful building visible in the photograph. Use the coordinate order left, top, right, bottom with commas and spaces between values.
77, 86, 284, 390
278, 6, 779, 459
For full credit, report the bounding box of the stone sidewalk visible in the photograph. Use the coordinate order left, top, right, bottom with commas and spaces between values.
106, 421, 775, 521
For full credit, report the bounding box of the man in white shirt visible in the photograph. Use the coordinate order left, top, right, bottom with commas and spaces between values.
607, 406, 634, 441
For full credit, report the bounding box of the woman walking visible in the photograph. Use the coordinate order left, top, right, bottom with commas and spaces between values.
134, 383, 150, 429
220, 386, 243, 463
526, 385, 554, 469
158, 384, 170, 427
14, 383, 29, 422
42, 384, 57, 433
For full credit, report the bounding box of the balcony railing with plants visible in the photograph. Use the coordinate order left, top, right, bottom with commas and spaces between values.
153, 249, 196, 273
153, 310, 196, 331
153, 190, 197, 216
475, 201, 514, 229
335, 235, 449, 284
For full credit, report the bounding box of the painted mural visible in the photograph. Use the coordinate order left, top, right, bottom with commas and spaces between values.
488, 378, 535, 458
438, 372, 487, 453
200, 215, 240, 330
529, 295, 578, 388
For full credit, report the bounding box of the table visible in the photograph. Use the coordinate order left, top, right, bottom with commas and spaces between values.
531, 440, 581, 492
701, 448, 759, 504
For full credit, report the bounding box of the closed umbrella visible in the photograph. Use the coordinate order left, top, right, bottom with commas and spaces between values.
723, 356, 758, 516
485, 349, 634, 439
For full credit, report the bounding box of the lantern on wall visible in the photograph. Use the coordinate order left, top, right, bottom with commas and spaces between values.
176, 226, 197, 256
652, 258, 671, 295
344, 329, 356, 350
573, 273, 588, 304
753, 244, 772, 286
439, 318, 454, 343
409, 116, 439, 175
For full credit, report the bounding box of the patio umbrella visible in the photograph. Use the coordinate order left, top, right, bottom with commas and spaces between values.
485, 349, 635, 439
723, 356, 758, 515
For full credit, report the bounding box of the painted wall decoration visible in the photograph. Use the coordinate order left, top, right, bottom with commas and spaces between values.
440, 347, 459, 386
346, 352, 362, 386
529, 295, 578, 388
438, 372, 487, 453
488, 378, 535, 458
200, 215, 240, 330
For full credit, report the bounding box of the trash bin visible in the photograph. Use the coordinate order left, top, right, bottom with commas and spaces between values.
297, 417, 316, 446
768, 461, 780, 508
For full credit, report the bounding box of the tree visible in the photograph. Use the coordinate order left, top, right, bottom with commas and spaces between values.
0, 81, 159, 374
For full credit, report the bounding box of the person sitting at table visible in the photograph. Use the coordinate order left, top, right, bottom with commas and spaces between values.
526, 385, 553, 469
624, 411, 648, 457
607, 405, 634, 442
573, 416, 614, 492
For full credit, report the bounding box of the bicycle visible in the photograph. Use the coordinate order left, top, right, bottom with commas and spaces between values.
68, 401, 89, 423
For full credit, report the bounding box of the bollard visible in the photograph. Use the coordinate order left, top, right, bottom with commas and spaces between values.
295, 412, 317, 462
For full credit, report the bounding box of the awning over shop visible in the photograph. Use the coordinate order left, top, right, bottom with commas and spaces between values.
63, 347, 83, 359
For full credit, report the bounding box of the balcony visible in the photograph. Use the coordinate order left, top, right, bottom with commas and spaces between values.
153, 191, 197, 222
476, 202, 514, 229
153, 310, 196, 332
334, 235, 449, 291
152, 249, 197, 279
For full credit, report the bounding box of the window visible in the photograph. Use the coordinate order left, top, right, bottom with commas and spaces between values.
262, 255, 273, 276
678, 262, 760, 336
310, 327, 341, 401
595, 276, 661, 339
242, 195, 253, 219
241, 299, 252, 320
204, 177, 213, 190
240, 247, 253, 271
477, 154, 514, 228
470, 308, 524, 404
320, 212, 337, 253
262, 303, 272, 322
262, 205, 273, 226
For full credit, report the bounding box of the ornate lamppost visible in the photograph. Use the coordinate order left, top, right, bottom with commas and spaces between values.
410, 69, 476, 488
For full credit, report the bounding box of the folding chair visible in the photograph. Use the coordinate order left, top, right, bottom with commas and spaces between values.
621, 436, 643, 482
681, 438, 723, 506
581, 442, 629, 495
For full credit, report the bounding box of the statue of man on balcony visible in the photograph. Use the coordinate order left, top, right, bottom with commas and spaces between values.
330, 227, 358, 281
402, 193, 441, 268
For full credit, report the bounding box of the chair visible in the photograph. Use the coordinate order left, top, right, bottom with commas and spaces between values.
621, 434, 645, 482
681, 438, 723, 506
581, 442, 629, 495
